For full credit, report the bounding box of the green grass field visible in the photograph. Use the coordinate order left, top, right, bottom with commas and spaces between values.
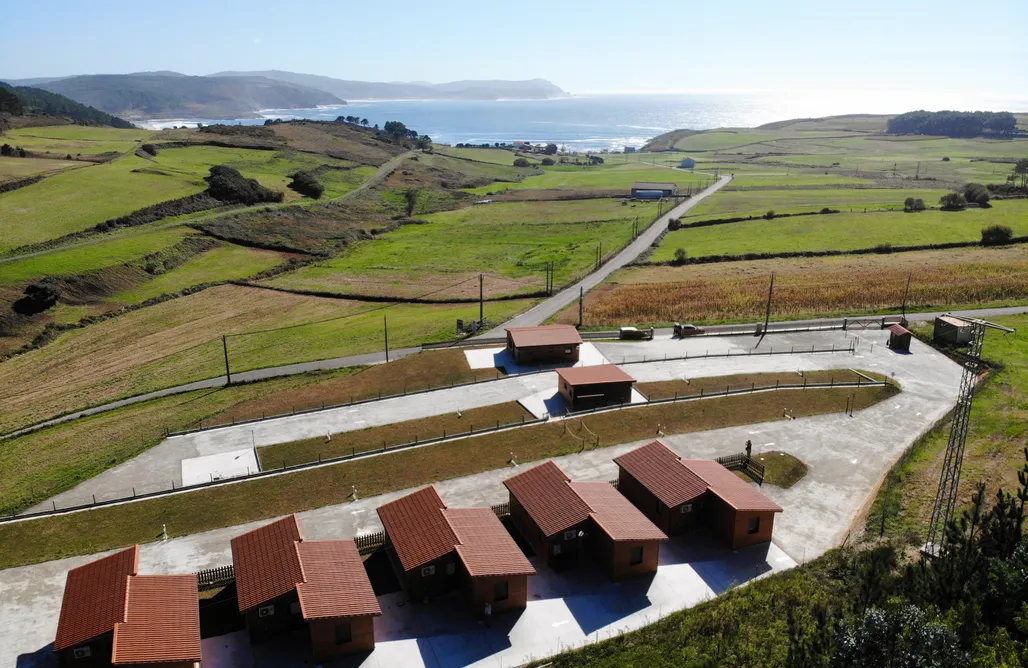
435, 146, 525, 165
0, 284, 535, 433
0, 227, 194, 284
0, 156, 85, 182
464, 162, 711, 194
0, 145, 373, 254
653, 198, 1028, 260
265, 198, 660, 298
679, 187, 953, 221
110, 243, 287, 304
3, 126, 152, 154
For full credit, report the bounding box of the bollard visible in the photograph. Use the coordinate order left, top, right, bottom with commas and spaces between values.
92, 494, 96, 505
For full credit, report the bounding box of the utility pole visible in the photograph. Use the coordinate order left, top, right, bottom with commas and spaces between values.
383, 315, 390, 362
479, 273, 484, 324
901, 272, 913, 318
222, 335, 232, 385
762, 273, 775, 334
578, 286, 584, 328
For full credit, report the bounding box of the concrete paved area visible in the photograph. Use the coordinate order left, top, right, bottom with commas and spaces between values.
2, 327, 961, 668
181, 448, 259, 486
463, 343, 609, 373
195, 534, 794, 668
28, 328, 953, 514
518, 386, 647, 419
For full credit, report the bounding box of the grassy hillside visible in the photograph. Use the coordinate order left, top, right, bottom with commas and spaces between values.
0, 81, 133, 127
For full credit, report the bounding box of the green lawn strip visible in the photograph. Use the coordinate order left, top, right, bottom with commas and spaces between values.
637, 370, 884, 400
257, 402, 531, 469
0, 385, 896, 568
678, 187, 951, 222
110, 244, 287, 304
525, 550, 854, 668
864, 315, 1028, 545
652, 200, 1028, 261
0, 156, 84, 181
0, 227, 194, 285
463, 162, 709, 195
4, 126, 152, 154
754, 451, 809, 488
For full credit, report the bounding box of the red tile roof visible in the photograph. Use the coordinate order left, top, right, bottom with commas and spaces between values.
231, 515, 304, 613
889, 324, 912, 336
682, 460, 784, 513
111, 575, 201, 665
571, 482, 668, 542
556, 365, 636, 386
377, 487, 459, 572
54, 546, 139, 651
231, 515, 378, 620
506, 325, 583, 348
504, 461, 592, 537
614, 441, 708, 507
296, 540, 382, 619
444, 508, 536, 578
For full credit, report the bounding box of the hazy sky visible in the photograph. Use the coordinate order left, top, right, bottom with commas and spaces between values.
2, 0, 1025, 101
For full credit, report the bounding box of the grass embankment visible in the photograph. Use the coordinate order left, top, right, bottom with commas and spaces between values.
0, 384, 896, 568
637, 370, 885, 400
463, 161, 710, 195
257, 402, 531, 469
555, 246, 1028, 327
867, 315, 1028, 544
0, 349, 502, 513
756, 451, 809, 488
652, 199, 1028, 261
0, 285, 534, 434
0, 156, 84, 182
264, 198, 659, 299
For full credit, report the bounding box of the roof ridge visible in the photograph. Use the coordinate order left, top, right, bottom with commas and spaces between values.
293, 540, 307, 585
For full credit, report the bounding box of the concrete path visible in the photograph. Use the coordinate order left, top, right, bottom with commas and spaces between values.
477, 175, 734, 337
0, 328, 960, 668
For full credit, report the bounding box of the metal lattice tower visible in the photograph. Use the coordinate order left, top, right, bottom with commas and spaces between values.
924, 316, 1014, 554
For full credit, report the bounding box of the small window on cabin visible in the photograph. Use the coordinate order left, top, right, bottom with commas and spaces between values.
630, 546, 644, 565
334, 622, 352, 645
552, 543, 562, 556
289, 601, 301, 615
421, 564, 436, 577
564, 529, 577, 541
748, 517, 761, 534
72, 646, 92, 659
681, 503, 693, 514
565, 348, 572, 354
446, 562, 456, 576
493, 580, 509, 602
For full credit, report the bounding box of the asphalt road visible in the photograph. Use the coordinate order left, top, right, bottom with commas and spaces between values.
476, 175, 734, 337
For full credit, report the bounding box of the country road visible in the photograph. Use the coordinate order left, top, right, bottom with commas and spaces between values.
476, 175, 733, 336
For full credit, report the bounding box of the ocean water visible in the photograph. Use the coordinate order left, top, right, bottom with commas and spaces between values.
142, 91, 1028, 151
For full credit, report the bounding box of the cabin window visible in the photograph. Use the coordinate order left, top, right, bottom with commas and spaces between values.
257, 604, 275, 618
748, 517, 761, 534
334, 623, 352, 645
289, 601, 301, 615
552, 543, 562, 556
565, 348, 572, 354
421, 565, 436, 577
446, 562, 456, 575
564, 529, 577, 541
630, 546, 644, 565
681, 503, 693, 514
494, 580, 509, 602
72, 646, 92, 659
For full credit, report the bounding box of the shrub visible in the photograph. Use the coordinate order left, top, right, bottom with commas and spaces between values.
764, 210, 776, 220
513, 158, 531, 167
874, 243, 893, 254
0, 144, 11, 157
913, 198, 925, 211
13, 281, 61, 315
981, 225, 1013, 246
819, 207, 837, 214
140, 144, 158, 157
903, 197, 916, 212
903, 197, 926, 212
939, 192, 967, 211
942, 156, 951, 161
962, 182, 991, 207
204, 165, 284, 205
668, 218, 683, 231
672, 248, 688, 265
287, 171, 324, 199
541, 157, 555, 166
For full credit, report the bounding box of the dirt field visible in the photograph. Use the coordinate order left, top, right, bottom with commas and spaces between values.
554, 246, 1028, 326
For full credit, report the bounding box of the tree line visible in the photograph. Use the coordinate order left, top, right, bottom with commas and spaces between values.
887, 110, 1018, 138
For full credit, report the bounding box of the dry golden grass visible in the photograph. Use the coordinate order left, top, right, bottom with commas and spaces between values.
555, 247, 1028, 326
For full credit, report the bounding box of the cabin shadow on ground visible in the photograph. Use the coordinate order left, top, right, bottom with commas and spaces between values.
16, 643, 57, 668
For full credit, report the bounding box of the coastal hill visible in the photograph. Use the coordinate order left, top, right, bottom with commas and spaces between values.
7, 73, 344, 120
209, 70, 567, 101
0, 82, 134, 128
